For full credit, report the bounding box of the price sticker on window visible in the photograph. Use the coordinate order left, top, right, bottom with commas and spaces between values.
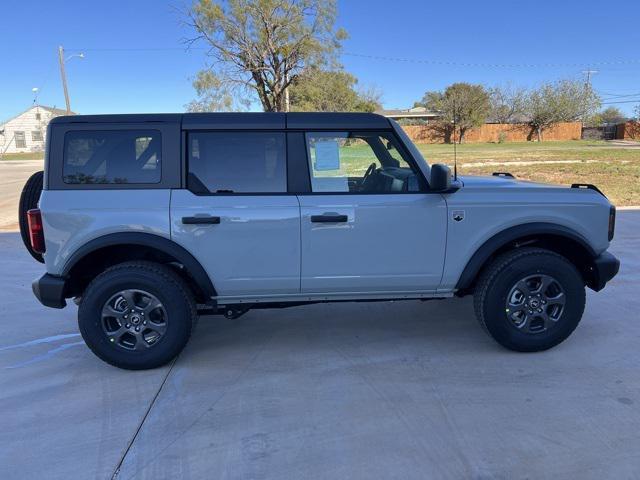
314, 140, 340, 171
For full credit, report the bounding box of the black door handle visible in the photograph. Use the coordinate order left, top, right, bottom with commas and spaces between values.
182, 216, 221, 225
310, 214, 348, 223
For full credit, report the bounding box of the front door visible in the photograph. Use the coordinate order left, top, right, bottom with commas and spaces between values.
171, 131, 300, 298
298, 131, 447, 293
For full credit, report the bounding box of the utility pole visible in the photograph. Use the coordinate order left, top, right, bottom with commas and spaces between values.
582, 69, 598, 87
58, 46, 71, 114
581, 69, 598, 123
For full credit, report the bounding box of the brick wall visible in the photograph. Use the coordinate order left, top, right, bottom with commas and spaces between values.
401, 122, 582, 143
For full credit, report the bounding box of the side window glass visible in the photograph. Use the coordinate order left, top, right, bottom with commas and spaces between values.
63, 130, 161, 184
188, 132, 286, 193
305, 132, 423, 193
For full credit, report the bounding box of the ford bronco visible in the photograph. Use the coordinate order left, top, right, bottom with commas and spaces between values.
20, 112, 619, 369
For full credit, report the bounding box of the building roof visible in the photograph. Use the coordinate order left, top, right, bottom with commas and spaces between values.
0, 105, 75, 126
375, 106, 441, 118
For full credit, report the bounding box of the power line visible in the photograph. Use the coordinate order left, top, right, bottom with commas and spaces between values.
65, 46, 640, 69
342, 52, 640, 68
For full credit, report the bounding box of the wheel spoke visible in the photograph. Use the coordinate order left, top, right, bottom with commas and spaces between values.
539, 311, 555, 329
121, 290, 137, 309
515, 280, 531, 296
147, 321, 167, 335
142, 297, 163, 315
102, 304, 122, 318
133, 333, 151, 350
546, 292, 566, 306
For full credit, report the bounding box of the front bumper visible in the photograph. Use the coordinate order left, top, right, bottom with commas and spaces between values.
589, 251, 620, 292
32, 274, 67, 309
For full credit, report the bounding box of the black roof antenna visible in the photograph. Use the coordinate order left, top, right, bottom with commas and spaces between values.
452, 99, 458, 181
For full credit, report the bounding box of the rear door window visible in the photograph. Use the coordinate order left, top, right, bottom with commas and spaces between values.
63, 130, 161, 184
188, 132, 286, 193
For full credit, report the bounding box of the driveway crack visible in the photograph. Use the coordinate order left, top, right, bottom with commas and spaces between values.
110, 357, 178, 480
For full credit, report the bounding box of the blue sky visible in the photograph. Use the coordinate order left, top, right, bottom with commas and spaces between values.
1, 0, 639, 121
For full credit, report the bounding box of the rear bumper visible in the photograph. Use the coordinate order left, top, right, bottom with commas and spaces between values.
32, 274, 67, 309
589, 251, 620, 292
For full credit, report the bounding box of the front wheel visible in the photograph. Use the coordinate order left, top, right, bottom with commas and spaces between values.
474, 248, 586, 352
78, 261, 196, 370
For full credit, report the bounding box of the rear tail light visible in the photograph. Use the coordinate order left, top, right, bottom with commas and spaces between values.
27, 209, 46, 254
608, 206, 616, 241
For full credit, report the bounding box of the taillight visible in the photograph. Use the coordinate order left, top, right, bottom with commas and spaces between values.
27, 209, 46, 254
608, 206, 616, 241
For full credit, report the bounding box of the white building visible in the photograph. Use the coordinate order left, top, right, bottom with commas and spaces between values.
0, 105, 72, 155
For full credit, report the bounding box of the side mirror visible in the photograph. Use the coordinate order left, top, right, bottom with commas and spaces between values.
430, 163, 452, 191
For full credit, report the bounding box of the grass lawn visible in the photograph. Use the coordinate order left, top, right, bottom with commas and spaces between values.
0, 152, 44, 160
417, 140, 640, 206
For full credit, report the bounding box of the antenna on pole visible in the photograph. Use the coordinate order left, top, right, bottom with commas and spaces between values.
452, 98, 458, 181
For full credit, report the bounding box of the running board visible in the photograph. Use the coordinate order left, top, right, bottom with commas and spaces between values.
213, 291, 453, 306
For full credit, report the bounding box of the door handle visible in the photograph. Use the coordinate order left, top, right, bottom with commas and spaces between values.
182, 216, 221, 225
310, 214, 348, 223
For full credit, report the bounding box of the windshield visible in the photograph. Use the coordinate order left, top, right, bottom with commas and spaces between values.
389, 119, 431, 177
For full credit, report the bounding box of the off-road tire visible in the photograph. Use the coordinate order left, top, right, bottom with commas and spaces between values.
19, 170, 44, 263
78, 261, 196, 370
473, 248, 586, 352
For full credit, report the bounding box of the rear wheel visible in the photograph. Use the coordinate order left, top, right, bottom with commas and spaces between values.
78, 261, 196, 370
474, 248, 586, 352
19, 170, 44, 263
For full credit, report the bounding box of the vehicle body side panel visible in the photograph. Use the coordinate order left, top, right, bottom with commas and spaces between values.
170, 190, 301, 296
439, 182, 612, 291
40, 189, 172, 275
298, 193, 447, 293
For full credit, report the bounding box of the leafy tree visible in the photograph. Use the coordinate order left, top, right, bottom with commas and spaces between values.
585, 106, 626, 127
489, 84, 527, 124
417, 83, 491, 143
185, 71, 247, 112
185, 0, 346, 112
289, 67, 381, 112
525, 79, 600, 141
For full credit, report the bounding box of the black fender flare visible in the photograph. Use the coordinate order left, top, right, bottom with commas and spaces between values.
455, 222, 597, 291
62, 232, 216, 299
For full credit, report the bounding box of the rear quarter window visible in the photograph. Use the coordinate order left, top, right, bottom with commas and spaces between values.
63, 130, 161, 184
188, 132, 286, 193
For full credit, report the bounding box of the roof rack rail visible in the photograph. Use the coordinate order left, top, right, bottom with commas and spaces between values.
492, 172, 514, 178
571, 183, 605, 197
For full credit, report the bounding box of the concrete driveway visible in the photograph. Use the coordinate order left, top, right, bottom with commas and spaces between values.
0, 160, 43, 231
1, 212, 638, 480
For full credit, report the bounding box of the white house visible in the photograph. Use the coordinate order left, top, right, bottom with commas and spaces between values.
0, 105, 72, 155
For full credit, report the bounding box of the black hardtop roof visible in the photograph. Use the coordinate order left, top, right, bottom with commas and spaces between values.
50, 112, 392, 130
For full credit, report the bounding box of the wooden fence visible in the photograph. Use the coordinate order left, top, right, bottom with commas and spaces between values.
401, 122, 582, 143
616, 121, 640, 140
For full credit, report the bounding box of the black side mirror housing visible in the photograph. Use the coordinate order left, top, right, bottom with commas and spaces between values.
430, 163, 452, 191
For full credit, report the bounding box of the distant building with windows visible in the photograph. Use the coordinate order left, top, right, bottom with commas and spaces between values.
375, 106, 441, 124
0, 105, 72, 155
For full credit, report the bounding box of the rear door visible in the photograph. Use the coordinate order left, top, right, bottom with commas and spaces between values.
171, 128, 300, 298
297, 130, 447, 294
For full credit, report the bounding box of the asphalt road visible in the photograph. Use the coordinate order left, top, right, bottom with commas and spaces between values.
0, 212, 638, 480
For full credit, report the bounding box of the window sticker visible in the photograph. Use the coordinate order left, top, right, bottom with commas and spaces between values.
313, 140, 340, 171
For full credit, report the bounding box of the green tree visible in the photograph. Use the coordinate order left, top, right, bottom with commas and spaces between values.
417, 83, 491, 143
289, 67, 381, 112
489, 84, 527, 124
586, 106, 626, 127
185, 0, 346, 112
525, 79, 600, 141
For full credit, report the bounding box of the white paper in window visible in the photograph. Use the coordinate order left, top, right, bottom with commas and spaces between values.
313, 140, 340, 171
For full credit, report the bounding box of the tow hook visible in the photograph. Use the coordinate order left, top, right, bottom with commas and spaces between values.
223, 306, 250, 319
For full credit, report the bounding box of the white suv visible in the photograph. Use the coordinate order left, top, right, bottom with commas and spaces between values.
21, 112, 619, 369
